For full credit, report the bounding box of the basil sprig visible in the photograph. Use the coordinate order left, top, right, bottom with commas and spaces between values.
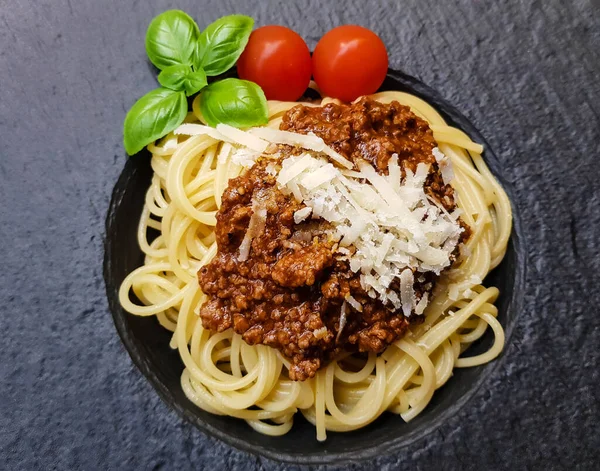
123, 11, 268, 156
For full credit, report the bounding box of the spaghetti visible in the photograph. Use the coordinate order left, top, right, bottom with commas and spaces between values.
119, 91, 512, 440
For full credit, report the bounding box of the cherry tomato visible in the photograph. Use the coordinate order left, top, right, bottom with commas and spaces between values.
312, 25, 388, 102
237, 25, 312, 101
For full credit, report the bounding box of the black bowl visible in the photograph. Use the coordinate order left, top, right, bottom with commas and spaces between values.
103, 69, 526, 465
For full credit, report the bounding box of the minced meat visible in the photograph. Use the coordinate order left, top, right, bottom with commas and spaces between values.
198, 97, 469, 381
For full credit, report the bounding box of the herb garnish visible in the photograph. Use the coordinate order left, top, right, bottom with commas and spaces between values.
123, 10, 267, 155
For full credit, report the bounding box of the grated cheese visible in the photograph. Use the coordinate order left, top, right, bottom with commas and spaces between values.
265, 162, 278, 175
288, 181, 303, 202
238, 197, 267, 262
249, 127, 324, 148
175, 123, 269, 153
387, 154, 401, 193
345, 294, 363, 312
313, 326, 328, 339
175, 123, 233, 142
300, 163, 338, 190
272, 148, 462, 315
433, 147, 454, 185
277, 154, 316, 186
400, 269, 416, 317
336, 301, 348, 342
231, 147, 260, 168
249, 127, 354, 169
415, 292, 429, 315
216, 124, 269, 153
293, 207, 312, 224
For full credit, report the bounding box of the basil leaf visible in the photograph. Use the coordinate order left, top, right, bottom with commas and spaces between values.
200, 78, 268, 128
196, 15, 254, 76
158, 64, 208, 96
157, 64, 190, 90
145, 10, 200, 70
123, 88, 187, 155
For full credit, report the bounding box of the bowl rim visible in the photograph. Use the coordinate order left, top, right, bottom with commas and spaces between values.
103, 68, 527, 466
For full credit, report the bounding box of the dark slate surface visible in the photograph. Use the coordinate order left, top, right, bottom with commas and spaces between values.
1, 0, 599, 469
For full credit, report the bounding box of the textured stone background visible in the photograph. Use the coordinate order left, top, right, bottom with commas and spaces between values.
1, 0, 599, 469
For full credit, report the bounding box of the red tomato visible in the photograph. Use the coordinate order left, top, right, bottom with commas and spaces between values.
237, 25, 312, 101
312, 25, 388, 102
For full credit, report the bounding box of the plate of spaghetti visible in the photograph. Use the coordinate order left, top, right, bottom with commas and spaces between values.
104, 11, 524, 464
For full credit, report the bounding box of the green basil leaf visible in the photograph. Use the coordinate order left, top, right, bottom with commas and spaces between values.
182, 69, 208, 96
200, 78, 268, 128
157, 64, 190, 90
196, 15, 254, 76
123, 88, 187, 155
158, 64, 208, 96
145, 10, 200, 70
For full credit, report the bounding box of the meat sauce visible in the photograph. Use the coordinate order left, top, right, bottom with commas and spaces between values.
198, 97, 468, 380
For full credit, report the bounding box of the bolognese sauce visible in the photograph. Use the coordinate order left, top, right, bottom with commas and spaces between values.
198, 97, 469, 380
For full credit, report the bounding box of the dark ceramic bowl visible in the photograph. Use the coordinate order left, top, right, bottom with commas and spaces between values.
104, 69, 526, 465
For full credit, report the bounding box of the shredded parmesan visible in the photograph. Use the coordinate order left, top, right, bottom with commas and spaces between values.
272, 150, 463, 315
388, 154, 401, 193
415, 292, 429, 315
400, 269, 416, 317
175, 123, 269, 153
293, 207, 312, 224
249, 127, 354, 169
216, 124, 269, 153
238, 197, 267, 262
313, 326, 328, 339
174, 123, 230, 141
433, 147, 454, 185
231, 147, 260, 168
265, 162, 278, 175
336, 301, 348, 342
345, 294, 363, 312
